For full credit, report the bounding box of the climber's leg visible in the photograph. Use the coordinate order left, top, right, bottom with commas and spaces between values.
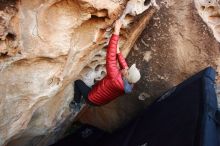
74, 79, 91, 103
73, 80, 82, 103
69, 80, 91, 111
70, 80, 91, 111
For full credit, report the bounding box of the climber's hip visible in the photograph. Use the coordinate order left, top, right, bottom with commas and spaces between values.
73, 79, 98, 106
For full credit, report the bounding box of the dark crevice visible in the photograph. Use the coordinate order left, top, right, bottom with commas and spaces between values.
0, 0, 17, 10
0, 52, 9, 59
90, 14, 105, 20
91, 9, 109, 19
101, 71, 106, 76
95, 64, 102, 71
6, 32, 16, 41
91, 60, 98, 64
144, 0, 151, 6
94, 54, 102, 57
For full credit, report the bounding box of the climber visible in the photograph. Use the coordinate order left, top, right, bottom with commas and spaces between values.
70, 19, 141, 111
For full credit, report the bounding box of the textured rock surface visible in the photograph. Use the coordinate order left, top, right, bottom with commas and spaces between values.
194, 0, 220, 42
79, 0, 220, 132
1, 0, 220, 146
0, 0, 157, 146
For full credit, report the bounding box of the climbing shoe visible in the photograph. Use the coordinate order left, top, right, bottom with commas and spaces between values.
69, 101, 81, 112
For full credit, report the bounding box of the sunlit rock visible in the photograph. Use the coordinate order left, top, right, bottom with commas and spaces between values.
0, 0, 157, 146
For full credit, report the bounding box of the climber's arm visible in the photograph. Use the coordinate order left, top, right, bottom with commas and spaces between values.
117, 46, 128, 70
106, 20, 122, 78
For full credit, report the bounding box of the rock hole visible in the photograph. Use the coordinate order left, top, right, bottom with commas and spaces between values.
6, 32, 16, 41
0, 0, 17, 10
90, 14, 106, 20
92, 9, 108, 18
144, 0, 151, 6
0, 17, 5, 25
91, 15, 100, 19
0, 52, 9, 58
208, 6, 215, 10
91, 60, 98, 64
95, 64, 102, 71
94, 54, 102, 57
101, 71, 106, 76
94, 78, 98, 84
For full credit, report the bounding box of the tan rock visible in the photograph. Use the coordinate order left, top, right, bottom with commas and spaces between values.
0, 0, 156, 145
194, 0, 220, 42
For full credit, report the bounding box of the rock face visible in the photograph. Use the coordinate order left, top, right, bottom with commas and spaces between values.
78, 0, 220, 134
0, 0, 157, 146
1, 0, 220, 146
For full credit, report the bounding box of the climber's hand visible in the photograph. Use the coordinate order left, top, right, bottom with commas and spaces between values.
114, 19, 122, 35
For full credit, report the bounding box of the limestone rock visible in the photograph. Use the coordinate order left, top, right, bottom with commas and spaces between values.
194, 0, 220, 42
0, 0, 156, 146
2, 0, 220, 145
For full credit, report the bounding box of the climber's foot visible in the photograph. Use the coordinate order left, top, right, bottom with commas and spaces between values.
69, 101, 81, 112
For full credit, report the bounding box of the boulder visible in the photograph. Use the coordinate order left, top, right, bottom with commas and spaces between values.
0, 0, 157, 145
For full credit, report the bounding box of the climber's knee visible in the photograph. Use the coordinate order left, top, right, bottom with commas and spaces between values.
75, 79, 83, 85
